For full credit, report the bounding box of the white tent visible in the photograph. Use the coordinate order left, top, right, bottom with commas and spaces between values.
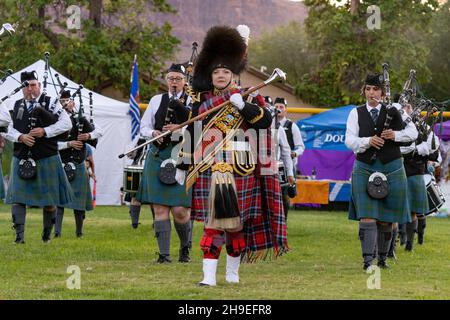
0, 60, 134, 205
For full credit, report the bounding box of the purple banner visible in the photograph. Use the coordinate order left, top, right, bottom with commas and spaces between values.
298, 150, 355, 180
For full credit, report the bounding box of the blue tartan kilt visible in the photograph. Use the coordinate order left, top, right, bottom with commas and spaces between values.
348, 158, 412, 224
407, 174, 429, 215
6, 155, 74, 207
63, 161, 93, 211
135, 145, 192, 207
0, 160, 5, 200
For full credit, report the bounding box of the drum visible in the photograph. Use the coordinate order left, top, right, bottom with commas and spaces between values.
278, 161, 288, 187
424, 174, 445, 215
123, 165, 143, 193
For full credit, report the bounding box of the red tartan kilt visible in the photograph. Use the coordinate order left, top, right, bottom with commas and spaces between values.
191, 169, 261, 223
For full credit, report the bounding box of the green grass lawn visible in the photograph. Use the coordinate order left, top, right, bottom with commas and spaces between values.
1, 204, 449, 300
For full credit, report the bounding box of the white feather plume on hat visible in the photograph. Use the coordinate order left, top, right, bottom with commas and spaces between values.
236, 24, 250, 45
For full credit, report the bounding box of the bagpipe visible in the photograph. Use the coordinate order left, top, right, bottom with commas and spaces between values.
29, 52, 66, 131
399, 69, 443, 149
118, 68, 287, 159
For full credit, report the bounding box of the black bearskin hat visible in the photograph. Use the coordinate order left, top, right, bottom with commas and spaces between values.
192, 25, 247, 92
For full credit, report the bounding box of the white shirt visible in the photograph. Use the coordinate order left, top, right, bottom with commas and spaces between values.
279, 117, 305, 162
5, 94, 72, 142
0, 102, 12, 128
345, 103, 418, 154
275, 126, 294, 177
140, 91, 192, 139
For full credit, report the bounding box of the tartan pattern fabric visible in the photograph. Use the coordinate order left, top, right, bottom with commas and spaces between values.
191, 168, 260, 222
348, 159, 412, 224
190, 90, 288, 261
198, 89, 240, 114
243, 174, 289, 261
406, 174, 429, 214
0, 160, 4, 200
63, 161, 93, 211
136, 145, 192, 207
6, 155, 74, 207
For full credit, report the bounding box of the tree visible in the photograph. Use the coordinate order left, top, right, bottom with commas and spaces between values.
422, 1, 450, 103
249, 22, 318, 86
297, 0, 440, 107
0, 0, 179, 101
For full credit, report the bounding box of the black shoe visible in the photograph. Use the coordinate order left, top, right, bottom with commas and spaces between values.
14, 235, 25, 244
387, 250, 397, 260
400, 234, 407, 246
198, 282, 211, 287
132, 223, 139, 229
179, 246, 190, 263
377, 260, 389, 269
363, 262, 372, 271
54, 233, 61, 238
405, 241, 413, 251
76, 233, 83, 238
418, 233, 424, 245
157, 254, 172, 264
42, 228, 52, 243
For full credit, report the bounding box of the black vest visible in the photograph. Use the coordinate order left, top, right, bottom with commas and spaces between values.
59, 114, 95, 164
355, 105, 403, 164
12, 95, 59, 160
154, 91, 189, 131
153, 92, 190, 149
283, 119, 295, 150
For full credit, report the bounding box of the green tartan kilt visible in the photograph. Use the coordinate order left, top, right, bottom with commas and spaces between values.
407, 174, 429, 215
6, 155, 74, 207
63, 161, 93, 211
135, 145, 192, 207
349, 158, 412, 224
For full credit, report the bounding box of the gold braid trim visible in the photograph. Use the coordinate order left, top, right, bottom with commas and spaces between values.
185, 85, 201, 103
248, 107, 265, 124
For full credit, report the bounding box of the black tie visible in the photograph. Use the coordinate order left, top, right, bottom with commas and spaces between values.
370, 108, 379, 124
27, 99, 36, 114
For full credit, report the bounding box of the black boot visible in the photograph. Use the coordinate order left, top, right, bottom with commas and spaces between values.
417, 217, 426, 245
13, 224, 25, 244
42, 228, 52, 243
129, 205, 141, 229
54, 207, 64, 238
42, 207, 56, 243
12, 204, 26, 244
377, 223, 392, 268
157, 254, 172, 264
74, 210, 85, 237
179, 246, 190, 263
405, 220, 418, 252
387, 227, 398, 260
398, 223, 407, 246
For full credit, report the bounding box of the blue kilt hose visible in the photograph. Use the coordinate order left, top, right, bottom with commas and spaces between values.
6, 155, 74, 207
136, 145, 192, 207
0, 159, 5, 200
63, 161, 93, 211
407, 174, 429, 215
349, 158, 412, 224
